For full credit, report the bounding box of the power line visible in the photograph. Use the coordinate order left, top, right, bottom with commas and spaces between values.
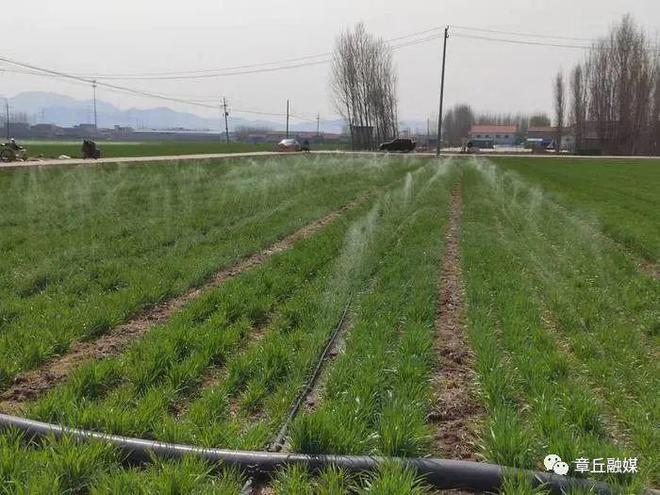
75, 52, 331, 78
79, 59, 331, 81
391, 33, 446, 50
289, 112, 318, 123
82, 33, 448, 82
453, 25, 595, 42
63, 24, 626, 81
61, 26, 449, 81
7, 24, 626, 89
452, 33, 594, 50
3, 23, 654, 127
3, 64, 311, 120
0, 55, 304, 119
453, 32, 660, 52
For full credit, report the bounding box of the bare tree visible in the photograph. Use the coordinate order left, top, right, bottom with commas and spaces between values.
554, 71, 565, 151
585, 15, 657, 154
652, 57, 660, 155
570, 64, 588, 152
529, 113, 551, 127
10, 112, 29, 124
331, 23, 398, 149
442, 104, 474, 146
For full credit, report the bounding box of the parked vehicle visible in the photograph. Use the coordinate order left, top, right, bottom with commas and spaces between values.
0, 141, 28, 163
81, 140, 101, 159
276, 138, 302, 152
379, 138, 416, 153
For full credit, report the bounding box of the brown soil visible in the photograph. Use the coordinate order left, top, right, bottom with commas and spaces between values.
429, 185, 484, 461
640, 260, 660, 281
0, 198, 363, 415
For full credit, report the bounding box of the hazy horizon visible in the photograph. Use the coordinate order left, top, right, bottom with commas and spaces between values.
1, 0, 658, 125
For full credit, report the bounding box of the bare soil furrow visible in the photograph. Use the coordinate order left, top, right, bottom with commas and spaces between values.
429, 185, 484, 461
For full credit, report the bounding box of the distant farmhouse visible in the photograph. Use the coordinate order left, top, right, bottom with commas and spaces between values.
467, 125, 518, 148
526, 126, 576, 152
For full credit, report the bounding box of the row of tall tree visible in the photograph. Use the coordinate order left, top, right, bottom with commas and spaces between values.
554, 15, 659, 155
331, 23, 399, 149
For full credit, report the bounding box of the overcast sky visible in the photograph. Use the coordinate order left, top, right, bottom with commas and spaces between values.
1, 0, 658, 126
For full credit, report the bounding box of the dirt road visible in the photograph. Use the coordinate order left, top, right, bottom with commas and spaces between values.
1, 150, 656, 171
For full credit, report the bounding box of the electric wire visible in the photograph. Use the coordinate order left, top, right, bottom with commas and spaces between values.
70, 26, 447, 80
0, 57, 316, 120
0, 25, 451, 119
3, 22, 656, 122
452, 32, 660, 52
452, 25, 595, 42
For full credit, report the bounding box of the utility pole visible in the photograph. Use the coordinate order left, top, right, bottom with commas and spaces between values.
0, 68, 8, 140
4, 98, 9, 140
222, 97, 230, 143
436, 25, 449, 157
427, 118, 430, 147
316, 113, 320, 137
285, 99, 290, 139
92, 80, 98, 129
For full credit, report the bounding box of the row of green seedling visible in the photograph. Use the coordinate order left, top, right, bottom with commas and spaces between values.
459, 160, 657, 492
0, 155, 420, 387
0, 161, 437, 493
271, 161, 456, 493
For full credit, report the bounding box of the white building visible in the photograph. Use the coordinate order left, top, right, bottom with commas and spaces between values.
467, 125, 518, 148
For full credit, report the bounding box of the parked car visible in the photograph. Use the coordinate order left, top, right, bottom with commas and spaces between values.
379, 138, 416, 153
276, 138, 302, 152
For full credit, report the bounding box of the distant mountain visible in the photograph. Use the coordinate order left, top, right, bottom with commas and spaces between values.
7, 92, 346, 134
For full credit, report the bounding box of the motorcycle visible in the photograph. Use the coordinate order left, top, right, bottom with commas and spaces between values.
0, 143, 28, 163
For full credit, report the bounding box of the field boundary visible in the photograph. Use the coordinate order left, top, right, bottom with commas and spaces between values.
0, 151, 287, 170
4, 150, 656, 171
0, 197, 366, 414
429, 183, 484, 461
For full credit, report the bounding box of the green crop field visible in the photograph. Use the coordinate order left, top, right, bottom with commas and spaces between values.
0, 155, 657, 494
18, 141, 348, 160
490, 157, 660, 263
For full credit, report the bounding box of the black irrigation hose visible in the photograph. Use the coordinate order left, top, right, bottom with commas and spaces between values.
269, 297, 352, 453
240, 297, 353, 494
0, 413, 614, 494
